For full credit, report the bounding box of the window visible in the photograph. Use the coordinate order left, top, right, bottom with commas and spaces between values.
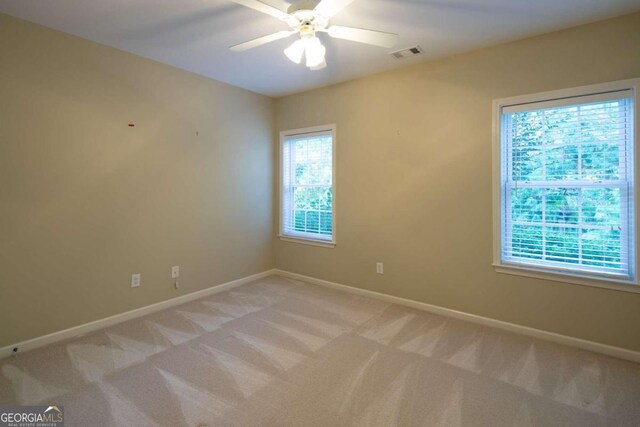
280, 125, 335, 246
493, 80, 639, 290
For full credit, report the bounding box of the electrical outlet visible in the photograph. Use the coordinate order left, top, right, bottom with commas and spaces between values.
376, 262, 384, 274
131, 273, 141, 287
171, 266, 180, 279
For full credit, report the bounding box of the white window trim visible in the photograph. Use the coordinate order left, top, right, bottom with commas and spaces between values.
492, 78, 640, 294
279, 124, 336, 248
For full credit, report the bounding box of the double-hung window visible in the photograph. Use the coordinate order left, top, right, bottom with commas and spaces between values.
494, 80, 638, 289
280, 125, 336, 246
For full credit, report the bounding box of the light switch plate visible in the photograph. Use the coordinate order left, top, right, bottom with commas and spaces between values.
131, 273, 141, 287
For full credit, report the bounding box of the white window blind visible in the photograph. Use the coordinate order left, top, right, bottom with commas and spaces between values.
281, 128, 334, 243
500, 90, 635, 279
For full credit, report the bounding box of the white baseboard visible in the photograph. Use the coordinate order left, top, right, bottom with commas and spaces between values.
274, 269, 640, 364
4, 268, 638, 364
0, 269, 277, 360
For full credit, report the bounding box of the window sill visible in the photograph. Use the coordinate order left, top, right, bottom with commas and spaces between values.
493, 262, 640, 294
278, 235, 336, 248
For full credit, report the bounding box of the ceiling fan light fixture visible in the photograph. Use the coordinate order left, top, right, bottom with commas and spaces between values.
309, 57, 327, 70
304, 36, 326, 68
284, 39, 305, 64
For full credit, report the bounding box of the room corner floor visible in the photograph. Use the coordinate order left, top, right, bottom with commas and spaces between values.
1, 275, 639, 426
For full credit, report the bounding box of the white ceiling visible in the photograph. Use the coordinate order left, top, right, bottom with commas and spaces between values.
1, 0, 639, 97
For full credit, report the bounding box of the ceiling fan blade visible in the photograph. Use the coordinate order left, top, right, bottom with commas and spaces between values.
327, 26, 399, 48
314, 0, 356, 18
230, 31, 295, 51
229, 0, 290, 20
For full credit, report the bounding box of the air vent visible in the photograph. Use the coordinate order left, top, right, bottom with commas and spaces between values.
390, 45, 423, 59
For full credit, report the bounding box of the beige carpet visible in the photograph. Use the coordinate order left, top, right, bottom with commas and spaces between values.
1, 275, 639, 426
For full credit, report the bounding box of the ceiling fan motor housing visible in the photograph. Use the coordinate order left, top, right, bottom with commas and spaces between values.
299, 25, 315, 38
287, 0, 321, 15
287, 0, 328, 31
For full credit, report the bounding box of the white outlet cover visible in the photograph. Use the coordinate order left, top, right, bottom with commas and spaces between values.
171, 266, 180, 279
376, 263, 384, 274
131, 273, 141, 287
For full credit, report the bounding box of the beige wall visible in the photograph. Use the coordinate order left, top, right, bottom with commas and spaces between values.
275, 13, 640, 351
2, 11, 639, 353
0, 14, 275, 347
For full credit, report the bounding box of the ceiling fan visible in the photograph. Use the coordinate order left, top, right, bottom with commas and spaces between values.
228, 0, 399, 70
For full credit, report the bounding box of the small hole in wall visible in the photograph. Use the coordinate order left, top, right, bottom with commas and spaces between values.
128, 123, 135, 128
